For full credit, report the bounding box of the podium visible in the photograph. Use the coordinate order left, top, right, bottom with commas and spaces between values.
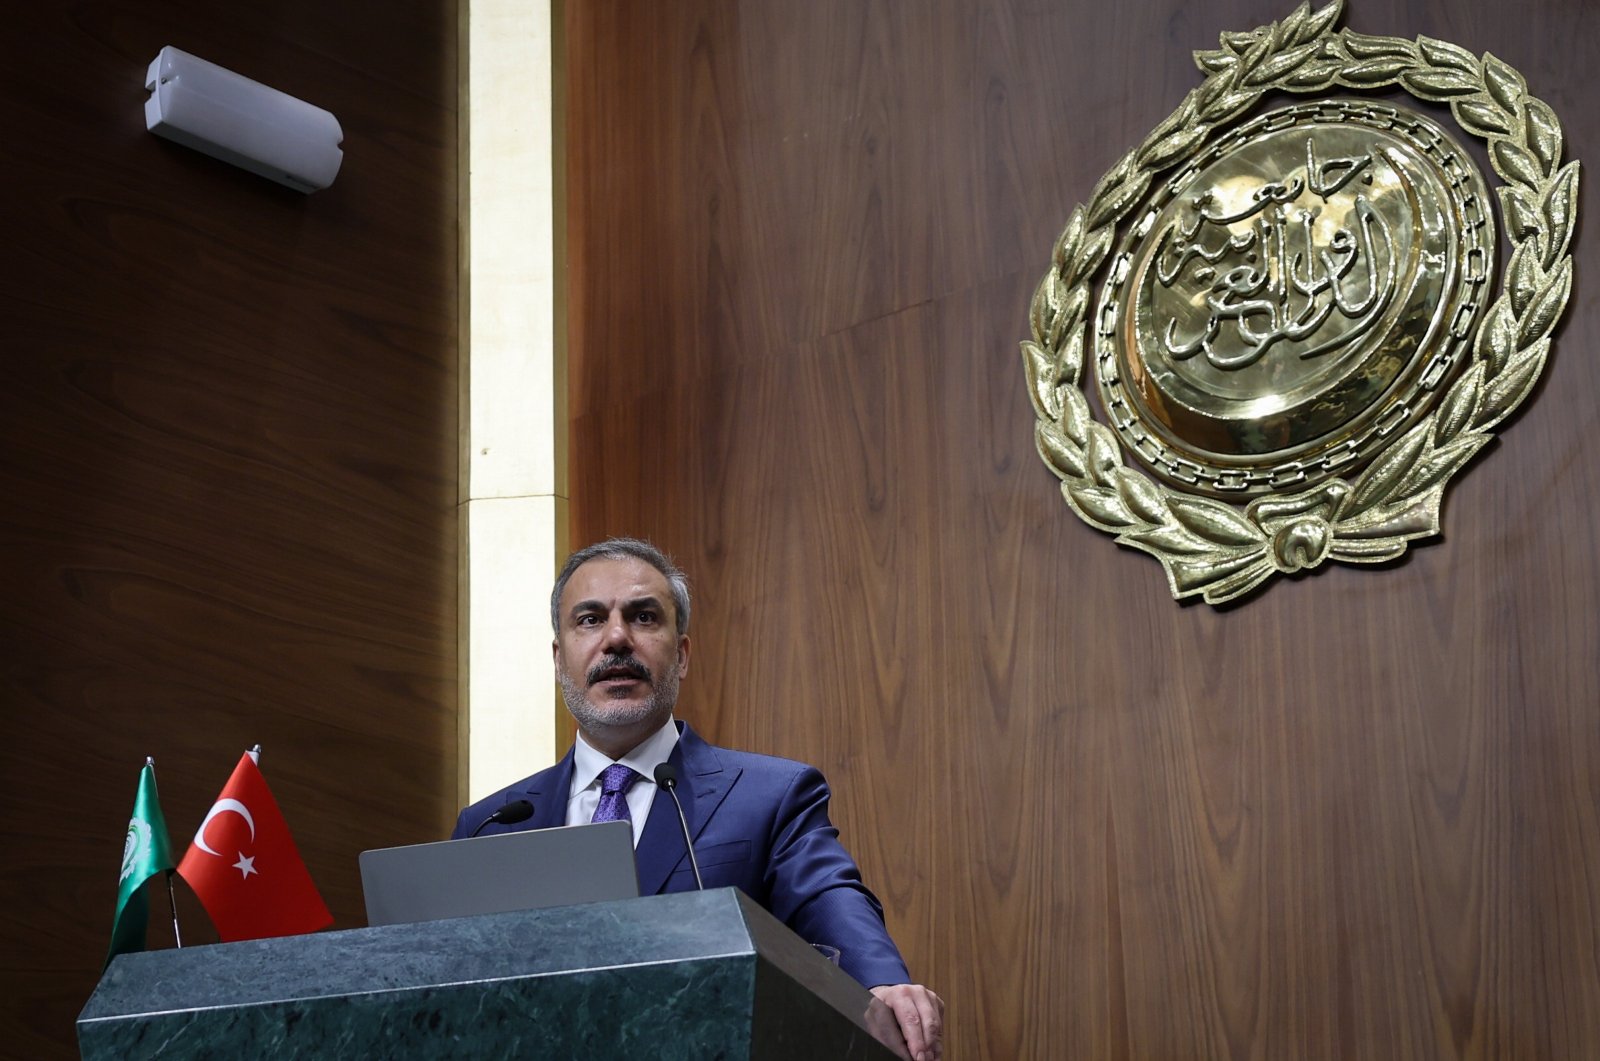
77, 888, 907, 1059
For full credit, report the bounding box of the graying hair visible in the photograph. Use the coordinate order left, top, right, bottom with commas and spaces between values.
549, 538, 692, 635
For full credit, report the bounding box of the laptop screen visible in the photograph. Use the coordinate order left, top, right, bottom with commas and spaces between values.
359, 820, 640, 927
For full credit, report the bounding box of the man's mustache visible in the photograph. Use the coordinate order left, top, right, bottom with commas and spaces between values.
587, 655, 652, 686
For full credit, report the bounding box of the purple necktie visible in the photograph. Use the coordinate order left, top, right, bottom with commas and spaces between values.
591, 763, 640, 824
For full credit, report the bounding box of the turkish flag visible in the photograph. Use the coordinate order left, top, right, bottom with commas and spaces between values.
177, 752, 333, 942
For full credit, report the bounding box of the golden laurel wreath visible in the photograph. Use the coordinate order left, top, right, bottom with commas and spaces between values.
1024, 0, 1578, 604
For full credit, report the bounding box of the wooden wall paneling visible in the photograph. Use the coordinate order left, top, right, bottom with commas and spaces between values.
0, 3, 458, 1057
566, 0, 1600, 1057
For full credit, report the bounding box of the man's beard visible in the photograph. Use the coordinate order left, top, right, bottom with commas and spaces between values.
558, 651, 682, 735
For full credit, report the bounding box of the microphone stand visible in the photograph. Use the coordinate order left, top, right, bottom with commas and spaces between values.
653, 764, 704, 889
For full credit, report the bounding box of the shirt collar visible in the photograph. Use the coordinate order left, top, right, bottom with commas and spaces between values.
572, 715, 680, 793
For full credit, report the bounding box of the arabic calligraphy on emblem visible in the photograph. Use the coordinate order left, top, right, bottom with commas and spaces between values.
1095, 102, 1493, 496
1155, 137, 1396, 372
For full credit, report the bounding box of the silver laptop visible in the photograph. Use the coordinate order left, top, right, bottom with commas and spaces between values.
359, 820, 639, 927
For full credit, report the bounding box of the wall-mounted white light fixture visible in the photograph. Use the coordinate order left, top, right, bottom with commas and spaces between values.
144, 46, 343, 194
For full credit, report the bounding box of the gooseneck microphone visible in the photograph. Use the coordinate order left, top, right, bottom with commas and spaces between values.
653, 763, 705, 890
468, 798, 535, 837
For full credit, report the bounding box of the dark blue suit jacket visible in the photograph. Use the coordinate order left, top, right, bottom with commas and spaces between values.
452, 722, 911, 988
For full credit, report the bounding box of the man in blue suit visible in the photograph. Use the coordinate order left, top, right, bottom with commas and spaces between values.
455, 538, 944, 1061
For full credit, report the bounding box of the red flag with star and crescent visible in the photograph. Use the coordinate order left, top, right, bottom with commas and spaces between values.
177, 751, 333, 942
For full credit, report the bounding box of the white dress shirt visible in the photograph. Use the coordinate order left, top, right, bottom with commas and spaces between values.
567, 716, 681, 847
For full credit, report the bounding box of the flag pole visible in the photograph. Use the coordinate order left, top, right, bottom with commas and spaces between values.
165, 873, 183, 948
149, 757, 183, 949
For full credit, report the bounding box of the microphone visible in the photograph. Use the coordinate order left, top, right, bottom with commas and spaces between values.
653, 763, 704, 890
468, 798, 534, 838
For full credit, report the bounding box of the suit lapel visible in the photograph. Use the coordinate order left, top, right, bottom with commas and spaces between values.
634, 723, 740, 895
521, 748, 574, 831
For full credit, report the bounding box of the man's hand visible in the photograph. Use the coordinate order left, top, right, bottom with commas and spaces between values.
870, 983, 944, 1061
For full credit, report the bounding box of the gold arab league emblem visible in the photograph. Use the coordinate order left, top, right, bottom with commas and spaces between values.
1023, 0, 1578, 604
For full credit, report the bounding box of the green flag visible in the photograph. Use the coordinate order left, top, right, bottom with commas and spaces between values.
106, 759, 176, 967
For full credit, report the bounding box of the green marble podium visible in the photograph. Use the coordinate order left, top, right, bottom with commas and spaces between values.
77, 888, 907, 1059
